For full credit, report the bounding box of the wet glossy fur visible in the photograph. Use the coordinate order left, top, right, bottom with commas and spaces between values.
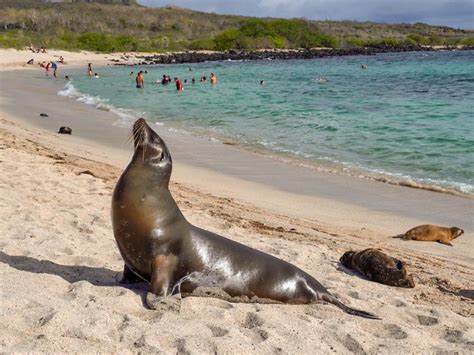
111, 118, 379, 319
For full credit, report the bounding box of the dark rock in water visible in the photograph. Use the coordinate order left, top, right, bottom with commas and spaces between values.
40, 113, 49, 117
58, 126, 72, 134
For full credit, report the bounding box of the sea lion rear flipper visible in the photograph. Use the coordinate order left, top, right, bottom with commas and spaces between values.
321, 294, 380, 320
392, 234, 407, 239
438, 240, 453, 247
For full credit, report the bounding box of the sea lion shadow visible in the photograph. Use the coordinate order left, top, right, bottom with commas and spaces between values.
0, 251, 149, 306
336, 263, 366, 280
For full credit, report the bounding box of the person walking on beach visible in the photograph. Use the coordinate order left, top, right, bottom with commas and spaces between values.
51, 62, 58, 78
136, 71, 145, 88
210, 73, 217, 85
88, 63, 93, 76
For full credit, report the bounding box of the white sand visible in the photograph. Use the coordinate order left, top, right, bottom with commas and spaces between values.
0, 52, 473, 353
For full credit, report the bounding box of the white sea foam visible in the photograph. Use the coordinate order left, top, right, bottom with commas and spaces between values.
58, 82, 137, 124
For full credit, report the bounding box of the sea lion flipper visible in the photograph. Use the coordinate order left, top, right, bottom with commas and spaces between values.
392, 234, 407, 239
321, 294, 380, 320
439, 240, 453, 247
149, 254, 179, 296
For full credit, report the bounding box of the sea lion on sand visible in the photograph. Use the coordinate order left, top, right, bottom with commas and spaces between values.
111, 118, 379, 319
340, 249, 415, 288
393, 225, 464, 247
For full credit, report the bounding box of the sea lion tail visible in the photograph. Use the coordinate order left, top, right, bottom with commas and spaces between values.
321, 294, 380, 320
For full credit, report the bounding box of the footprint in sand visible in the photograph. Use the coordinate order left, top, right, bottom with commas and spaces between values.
443, 328, 465, 344
207, 325, 229, 337
339, 334, 366, 355
243, 312, 264, 329
382, 324, 408, 340
417, 314, 439, 326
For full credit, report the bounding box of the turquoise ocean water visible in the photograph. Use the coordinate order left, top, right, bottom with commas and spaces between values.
59, 51, 474, 194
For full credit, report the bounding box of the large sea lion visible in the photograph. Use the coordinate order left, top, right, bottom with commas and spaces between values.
111, 118, 378, 319
340, 249, 415, 288
393, 225, 464, 246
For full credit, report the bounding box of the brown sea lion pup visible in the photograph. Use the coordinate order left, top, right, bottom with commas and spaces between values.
111, 118, 379, 320
394, 224, 464, 247
340, 248, 415, 288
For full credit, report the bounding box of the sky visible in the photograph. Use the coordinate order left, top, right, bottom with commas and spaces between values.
137, 0, 474, 29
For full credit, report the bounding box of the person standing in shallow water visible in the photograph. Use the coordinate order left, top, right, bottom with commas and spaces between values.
210, 73, 217, 85
136, 71, 144, 89
175, 77, 184, 91
88, 63, 92, 77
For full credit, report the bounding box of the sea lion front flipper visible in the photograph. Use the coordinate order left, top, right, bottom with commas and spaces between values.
438, 240, 453, 247
149, 254, 179, 296
146, 254, 180, 311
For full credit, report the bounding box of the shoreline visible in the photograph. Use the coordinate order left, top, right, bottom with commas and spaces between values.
1, 45, 473, 71
1, 68, 473, 235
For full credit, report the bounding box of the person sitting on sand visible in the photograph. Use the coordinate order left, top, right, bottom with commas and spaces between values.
27, 59, 34, 65
41, 47, 47, 53
210, 73, 217, 85
175, 77, 184, 91
136, 71, 144, 88
59, 56, 64, 64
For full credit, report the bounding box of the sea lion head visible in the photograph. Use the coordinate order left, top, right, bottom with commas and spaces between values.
450, 227, 464, 239
130, 118, 172, 183
340, 251, 356, 267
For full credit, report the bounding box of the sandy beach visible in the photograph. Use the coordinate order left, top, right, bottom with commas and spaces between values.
0, 49, 473, 353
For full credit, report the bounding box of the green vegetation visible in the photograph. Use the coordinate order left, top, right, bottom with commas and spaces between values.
0, 1, 472, 52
